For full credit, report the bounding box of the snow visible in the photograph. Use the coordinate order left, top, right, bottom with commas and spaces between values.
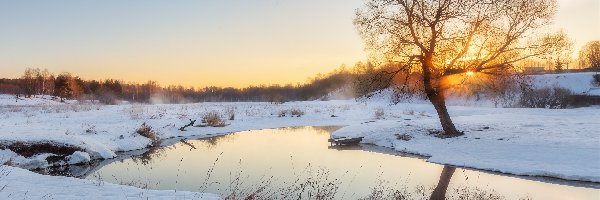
66, 151, 91, 165
0, 73, 598, 198
587, 88, 600, 96
0, 95, 74, 106
333, 106, 600, 182
0, 166, 220, 200
530, 72, 600, 95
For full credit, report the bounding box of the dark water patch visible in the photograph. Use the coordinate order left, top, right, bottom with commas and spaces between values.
0, 141, 84, 157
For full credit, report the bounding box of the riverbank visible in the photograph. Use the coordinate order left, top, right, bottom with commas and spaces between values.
0, 165, 220, 199
0, 94, 598, 199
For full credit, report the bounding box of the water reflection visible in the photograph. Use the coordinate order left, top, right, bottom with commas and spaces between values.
131, 147, 167, 165
430, 166, 455, 200
34, 126, 599, 199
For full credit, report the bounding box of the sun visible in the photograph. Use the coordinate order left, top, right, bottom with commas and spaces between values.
466, 71, 475, 76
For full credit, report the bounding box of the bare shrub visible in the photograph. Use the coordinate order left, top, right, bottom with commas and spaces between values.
593, 74, 600, 86
449, 187, 504, 200
84, 124, 97, 134
227, 168, 341, 200
289, 109, 305, 117
226, 107, 235, 120
403, 109, 415, 115
395, 133, 412, 141
519, 86, 573, 109
374, 108, 385, 119
277, 109, 305, 117
202, 111, 227, 127
359, 179, 412, 200
277, 110, 287, 117
136, 123, 160, 147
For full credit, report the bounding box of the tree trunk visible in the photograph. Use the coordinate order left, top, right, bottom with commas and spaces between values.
429, 166, 456, 200
428, 91, 462, 137
421, 58, 463, 137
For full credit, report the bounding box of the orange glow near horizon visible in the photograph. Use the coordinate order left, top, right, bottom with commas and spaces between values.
0, 0, 597, 88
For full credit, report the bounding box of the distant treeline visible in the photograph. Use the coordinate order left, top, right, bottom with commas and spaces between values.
0, 63, 392, 104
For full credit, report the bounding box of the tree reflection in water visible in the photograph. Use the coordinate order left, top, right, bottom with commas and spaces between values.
430, 166, 455, 200
131, 147, 167, 165
199, 134, 237, 149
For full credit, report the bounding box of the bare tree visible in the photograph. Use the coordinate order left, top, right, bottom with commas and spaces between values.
21, 68, 39, 98
38, 68, 54, 95
578, 40, 600, 70
355, 0, 567, 137
543, 31, 573, 71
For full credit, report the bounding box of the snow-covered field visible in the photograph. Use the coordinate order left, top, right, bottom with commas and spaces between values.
0, 72, 598, 199
530, 72, 600, 95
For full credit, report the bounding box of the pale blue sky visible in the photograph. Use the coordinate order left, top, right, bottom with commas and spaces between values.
0, 0, 598, 87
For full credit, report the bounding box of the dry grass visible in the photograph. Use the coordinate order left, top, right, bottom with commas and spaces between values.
136, 123, 160, 147
277, 109, 305, 117
290, 109, 305, 117
226, 107, 236, 120
201, 111, 227, 127
395, 133, 413, 141
374, 108, 385, 119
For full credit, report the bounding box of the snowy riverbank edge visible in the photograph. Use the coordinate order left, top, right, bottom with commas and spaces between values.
331, 106, 600, 183
0, 95, 598, 199
0, 165, 221, 199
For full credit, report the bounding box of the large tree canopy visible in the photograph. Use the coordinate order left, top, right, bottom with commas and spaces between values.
579, 40, 600, 70
355, 0, 568, 136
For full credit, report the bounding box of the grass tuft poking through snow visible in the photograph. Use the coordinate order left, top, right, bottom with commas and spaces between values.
201, 111, 227, 127
278, 108, 305, 117
374, 108, 385, 119
136, 123, 160, 147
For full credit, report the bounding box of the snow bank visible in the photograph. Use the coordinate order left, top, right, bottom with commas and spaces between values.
66, 151, 91, 165
0, 166, 220, 200
0, 100, 362, 167
0, 95, 70, 106
332, 106, 600, 182
530, 72, 599, 95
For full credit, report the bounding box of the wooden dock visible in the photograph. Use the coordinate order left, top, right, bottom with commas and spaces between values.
328, 137, 364, 146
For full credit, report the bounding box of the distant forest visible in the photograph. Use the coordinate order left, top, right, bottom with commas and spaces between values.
0, 63, 394, 104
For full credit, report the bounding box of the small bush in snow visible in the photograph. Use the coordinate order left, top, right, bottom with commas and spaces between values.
395, 133, 412, 141
290, 109, 305, 117
202, 111, 227, 127
374, 108, 385, 119
593, 74, 600, 86
277, 110, 287, 117
226, 107, 235, 120
519, 86, 572, 109
136, 122, 160, 147
84, 124, 97, 134
278, 109, 305, 117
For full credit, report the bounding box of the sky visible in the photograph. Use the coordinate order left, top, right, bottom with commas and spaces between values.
0, 0, 598, 88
